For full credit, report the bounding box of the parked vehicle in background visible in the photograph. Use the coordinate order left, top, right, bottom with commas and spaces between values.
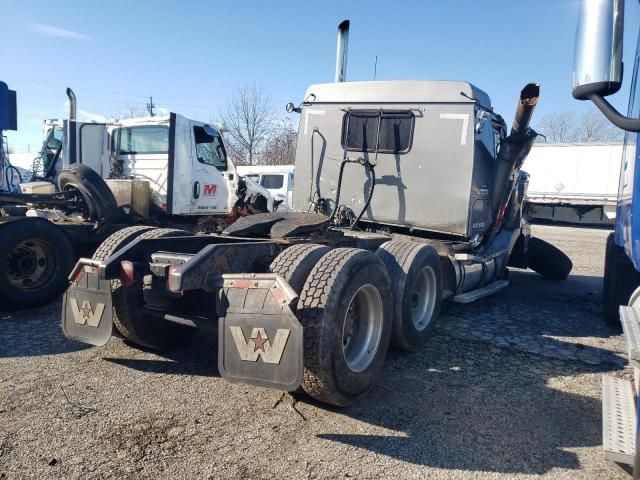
573, 0, 640, 475
523, 142, 621, 225
236, 165, 294, 209
0, 85, 276, 309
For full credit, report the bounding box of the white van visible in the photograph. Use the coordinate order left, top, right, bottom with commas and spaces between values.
236, 165, 294, 209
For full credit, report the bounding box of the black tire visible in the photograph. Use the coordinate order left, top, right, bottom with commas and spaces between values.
269, 244, 331, 293
297, 248, 392, 407
57, 164, 118, 221
111, 228, 193, 349
603, 232, 640, 326
527, 237, 573, 280
0, 218, 75, 309
92, 225, 157, 335
92, 225, 157, 263
376, 240, 443, 352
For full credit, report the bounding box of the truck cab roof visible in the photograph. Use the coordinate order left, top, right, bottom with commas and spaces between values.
302, 80, 492, 107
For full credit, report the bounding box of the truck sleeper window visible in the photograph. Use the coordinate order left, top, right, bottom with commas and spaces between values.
113, 126, 169, 154
194, 126, 227, 171
341, 111, 414, 154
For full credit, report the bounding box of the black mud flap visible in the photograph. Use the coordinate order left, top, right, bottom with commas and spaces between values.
61, 260, 113, 346
218, 274, 303, 391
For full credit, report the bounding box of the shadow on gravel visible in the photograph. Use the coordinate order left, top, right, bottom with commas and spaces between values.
314, 336, 615, 475
0, 301, 90, 358
103, 333, 220, 377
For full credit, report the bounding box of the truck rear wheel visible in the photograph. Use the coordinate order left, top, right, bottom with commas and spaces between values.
0, 218, 75, 309
111, 228, 192, 349
527, 237, 573, 280
92, 225, 157, 335
376, 240, 443, 352
297, 248, 392, 406
603, 232, 640, 326
269, 244, 331, 293
57, 164, 118, 221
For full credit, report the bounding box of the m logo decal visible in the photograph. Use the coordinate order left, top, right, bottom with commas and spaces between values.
230, 326, 290, 364
69, 298, 105, 327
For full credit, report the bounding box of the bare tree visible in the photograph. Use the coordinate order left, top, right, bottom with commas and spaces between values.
535, 108, 623, 143
219, 84, 274, 166
576, 109, 623, 142
535, 111, 577, 143
118, 104, 148, 120
263, 118, 297, 165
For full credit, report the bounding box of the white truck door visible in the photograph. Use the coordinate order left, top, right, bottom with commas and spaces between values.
169, 115, 233, 215
189, 123, 233, 215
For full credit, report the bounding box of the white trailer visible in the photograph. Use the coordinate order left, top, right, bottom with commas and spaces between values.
523, 142, 622, 225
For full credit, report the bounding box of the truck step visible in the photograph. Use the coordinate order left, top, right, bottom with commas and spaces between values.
602, 375, 637, 466
452, 279, 509, 304
620, 305, 640, 367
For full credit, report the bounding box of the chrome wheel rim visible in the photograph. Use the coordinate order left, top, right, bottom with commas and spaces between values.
6, 239, 56, 290
411, 265, 437, 331
342, 284, 384, 373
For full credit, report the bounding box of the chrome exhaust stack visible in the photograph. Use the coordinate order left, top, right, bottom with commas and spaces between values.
335, 20, 350, 82
66, 87, 76, 121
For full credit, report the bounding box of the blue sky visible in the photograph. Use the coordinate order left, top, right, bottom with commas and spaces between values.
1, 0, 639, 152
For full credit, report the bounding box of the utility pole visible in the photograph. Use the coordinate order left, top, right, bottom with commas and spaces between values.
373, 56, 378, 80
146, 96, 156, 117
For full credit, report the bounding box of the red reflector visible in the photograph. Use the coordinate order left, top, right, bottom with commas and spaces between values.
120, 261, 135, 286
74, 269, 85, 282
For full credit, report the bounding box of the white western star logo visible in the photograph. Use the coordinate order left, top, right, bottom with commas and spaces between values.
69, 298, 105, 327
230, 326, 290, 364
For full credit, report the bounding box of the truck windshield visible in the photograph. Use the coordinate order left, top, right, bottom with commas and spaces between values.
113, 126, 169, 154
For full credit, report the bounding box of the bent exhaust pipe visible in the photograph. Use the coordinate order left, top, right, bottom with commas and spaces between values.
511, 83, 540, 135
66, 87, 76, 121
335, 20, 350, 82
489, 83, 540, 232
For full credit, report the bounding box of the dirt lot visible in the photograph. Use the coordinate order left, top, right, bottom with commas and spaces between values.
0, 225, 631, 479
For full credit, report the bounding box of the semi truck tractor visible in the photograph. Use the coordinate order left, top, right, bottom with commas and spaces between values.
573, 0, 640, 475
0, 86, 275, 309
60, 21, 571, 407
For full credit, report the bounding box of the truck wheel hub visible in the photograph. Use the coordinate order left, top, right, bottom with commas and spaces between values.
341, 284, 384, 373
411, 266, 437, 331
6, 240, 54, 289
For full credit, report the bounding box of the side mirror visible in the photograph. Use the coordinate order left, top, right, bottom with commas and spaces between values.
285, 102, 301, 114
46, 137, 62, 150
572, 0, 640, 131
573, 0, 624, 100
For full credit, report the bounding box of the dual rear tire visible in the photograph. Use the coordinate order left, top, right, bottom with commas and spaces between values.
268, 240, 443, 406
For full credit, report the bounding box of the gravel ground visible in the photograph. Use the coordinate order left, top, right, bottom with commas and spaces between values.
0, 224, 631, 479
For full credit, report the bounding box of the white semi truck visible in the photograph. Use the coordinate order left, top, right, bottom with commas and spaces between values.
0, 87, 276, 309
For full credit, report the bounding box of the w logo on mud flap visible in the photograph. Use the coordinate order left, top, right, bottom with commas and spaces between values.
230, 326, 290, 364
69, 298, 105, 327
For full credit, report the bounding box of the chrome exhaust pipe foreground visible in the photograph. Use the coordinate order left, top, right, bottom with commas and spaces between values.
335, 20, 350, 82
